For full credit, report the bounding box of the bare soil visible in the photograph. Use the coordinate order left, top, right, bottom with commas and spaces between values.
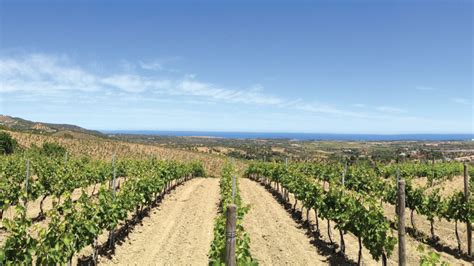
392, 174, 470, 255
382, 201, 470, 261
411, 174, 464, 197
241, 179, 471, 265
99, 178, 220, 265
239, 178, 330, 265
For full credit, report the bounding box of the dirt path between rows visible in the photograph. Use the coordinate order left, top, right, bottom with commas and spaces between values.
248, 179, 472, 265
239, 178, 331, 265
100, 178, 219, 266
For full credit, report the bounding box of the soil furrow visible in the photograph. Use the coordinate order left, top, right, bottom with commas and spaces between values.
241, 178, 470, 265
100, 177, 219, 265
239, 178, 330, 265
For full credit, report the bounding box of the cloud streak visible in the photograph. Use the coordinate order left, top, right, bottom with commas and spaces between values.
0, 54, 101, 93
451, 97, 471, 105
0, 53, 413, 119
416, 86, 435, 91
376, 106, 407, 114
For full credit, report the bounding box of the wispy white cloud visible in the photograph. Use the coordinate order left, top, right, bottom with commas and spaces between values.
451, 97, 471, 105
416, 86, 435, 91
0, 53, 287, 106
102, 74, 171, 93
353, 103, 366, 108
138, 57, 180, 72
0, 54, 100, 93
376, 106, 407, 114
138, 61, 164, 71
0, 54, 287, 104
278, 98, 303, 108
175, 78, 286, 105
0, 53, 413, 120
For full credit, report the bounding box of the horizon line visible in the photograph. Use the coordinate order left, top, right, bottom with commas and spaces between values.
98, 129, 474, 136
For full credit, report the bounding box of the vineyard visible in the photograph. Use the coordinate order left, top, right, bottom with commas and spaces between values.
245, 160, 473, 265
6, 130, 232, 176
209, 163, 256, 265
0, 148, 205, 264
0, 130, 472, 265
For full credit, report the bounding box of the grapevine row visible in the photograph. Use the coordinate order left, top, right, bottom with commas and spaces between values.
295, 161, 472, 256
245, 162, 396, 265
0, 153, 119, 219
377, 161, 464, 186
0, 158, 205, 264
208, 162, 257, 265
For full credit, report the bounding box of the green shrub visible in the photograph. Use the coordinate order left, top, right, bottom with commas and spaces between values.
417, 245, 448, 266
41, 142, 67, 157
0, 132, 17, 155
63, 133, 74, 139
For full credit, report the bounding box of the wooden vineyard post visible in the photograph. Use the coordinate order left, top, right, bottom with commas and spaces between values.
284, 157, 288, 201
395, 168, 400, 216
92, 237, 98, 265
398, 179, 406, 266
225, 204, 237, 266
464, 163, 472, 256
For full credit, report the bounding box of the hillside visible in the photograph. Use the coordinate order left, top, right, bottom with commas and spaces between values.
2, 128, 237, 177
0, 115, 104, 137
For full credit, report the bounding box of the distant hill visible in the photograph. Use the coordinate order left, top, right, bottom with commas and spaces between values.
0, 115, 105, 137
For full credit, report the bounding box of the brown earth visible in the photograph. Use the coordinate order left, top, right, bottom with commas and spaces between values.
396, 174, 470, 254
99, 178, 220, 265
242, 178, 470, 265
239, 178, 330, 265
411, 174, 465, 197
382, 201, 469, 261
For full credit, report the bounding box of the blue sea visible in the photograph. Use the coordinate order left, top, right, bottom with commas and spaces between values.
102, 130, 474, 141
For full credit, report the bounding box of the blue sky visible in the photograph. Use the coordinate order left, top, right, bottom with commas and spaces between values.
0, 0, 472, 133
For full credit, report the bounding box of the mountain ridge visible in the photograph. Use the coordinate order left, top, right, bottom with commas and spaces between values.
0, 115, 105, 137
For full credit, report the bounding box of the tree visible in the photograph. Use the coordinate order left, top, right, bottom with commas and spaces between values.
41, 142, 67, 157
0, 132, 16, 155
